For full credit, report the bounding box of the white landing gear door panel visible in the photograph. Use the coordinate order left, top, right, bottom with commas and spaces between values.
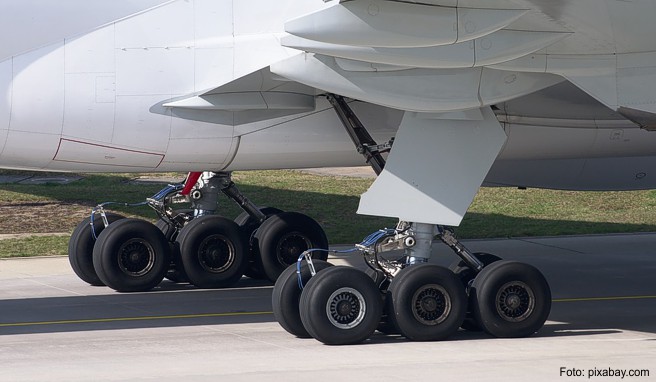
358, 107, 507, 226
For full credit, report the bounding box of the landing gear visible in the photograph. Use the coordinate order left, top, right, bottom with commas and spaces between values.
272, 94, 551, 344
274, 223, 551, 344
68, 171, 329, 292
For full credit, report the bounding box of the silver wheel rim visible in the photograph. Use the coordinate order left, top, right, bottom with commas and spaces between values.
198, 234, 235, 273
495, 281, 535, 322
412, 284, 452, 325
117, 238, 155, 277
276, 232, 312, 265
326, 287, 367, 329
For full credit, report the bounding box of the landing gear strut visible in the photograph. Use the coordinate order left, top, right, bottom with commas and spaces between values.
272, 94, 551, 344
68, 171, 329, 292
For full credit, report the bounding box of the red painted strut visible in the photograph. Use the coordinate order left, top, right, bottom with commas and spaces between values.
181, 172, 202, 196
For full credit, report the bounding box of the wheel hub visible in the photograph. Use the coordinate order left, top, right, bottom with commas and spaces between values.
276, 232, 312, 265
412, 284, 451, 325
496, 281, 535, 322
198, 235, 235, 273
117, 239, 155, 277
326, 287, 366, 329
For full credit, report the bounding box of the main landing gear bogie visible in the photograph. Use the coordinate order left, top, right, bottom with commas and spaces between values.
271, 95, 551, 344
272, 223, 552, 345
68, 172, 329, 293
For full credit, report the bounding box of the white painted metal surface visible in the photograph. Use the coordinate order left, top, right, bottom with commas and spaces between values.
285, 1, 526, 48
2, 0, 656, 222
358, 108, 507, 225
283, 30, 567, 69
272, 53, 562, 113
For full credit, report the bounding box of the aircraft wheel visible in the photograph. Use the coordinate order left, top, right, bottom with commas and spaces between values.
92, 219, 171, 292
471, 261, 551, 338
68, 213, 124, 286
255, 212, 328, 282
300, 267, 382, 345
177, 216, 247, 288
389, 264, 466, 341
234, 207, 283, 279
272, 260, 333, 338
449, 252, 502, 331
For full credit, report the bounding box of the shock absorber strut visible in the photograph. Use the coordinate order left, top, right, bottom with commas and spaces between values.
326, 94, 392, 176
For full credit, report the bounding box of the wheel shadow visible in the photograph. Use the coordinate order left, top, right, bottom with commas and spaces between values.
0, 277, 276, 337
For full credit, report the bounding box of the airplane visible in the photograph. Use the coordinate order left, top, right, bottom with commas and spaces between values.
2, 0, 656, 345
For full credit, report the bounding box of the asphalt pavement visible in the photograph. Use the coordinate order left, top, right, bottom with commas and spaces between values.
1, 234, 655, 381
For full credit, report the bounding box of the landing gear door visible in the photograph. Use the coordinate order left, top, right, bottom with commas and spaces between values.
358, 107, 507, 226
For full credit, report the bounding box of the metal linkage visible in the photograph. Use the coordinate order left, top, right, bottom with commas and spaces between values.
90, 183, 187, 239
215, 172, 267, 223
92, 171, 268, 240
436, 226, 485, 272
326, 94, 392, 176
181, 171, 266, 222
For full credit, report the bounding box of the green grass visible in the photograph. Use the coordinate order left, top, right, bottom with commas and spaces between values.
0, 236, 70, 258
2, 170, 656, 258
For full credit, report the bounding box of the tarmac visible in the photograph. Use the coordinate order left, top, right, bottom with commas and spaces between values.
1, 233, 655, 381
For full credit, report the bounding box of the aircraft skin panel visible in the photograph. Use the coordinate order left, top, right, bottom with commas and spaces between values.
486, 156, 656, 191
271, 53, 563, 113
1, 130, 61, 170
282, 30, 568, 70
64, 25, 116, 75
0, 59, 10, 158
53, 138, 164, 169
10, 43, 65, 137
63, 73, 116, 144
226, 99, 401, 171
285, 0, 526, 48
0, 0, 174, 61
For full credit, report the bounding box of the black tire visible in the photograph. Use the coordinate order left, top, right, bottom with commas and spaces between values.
389, 264, 466, 341
255, 212, 328, 282
176, 215, 247, 288
234, 207, 283, 280
68, 213, 124, 286
449, 252, 502, 331
272, 260, 333, 338
471, 261, 551, 338
299, 267, 382, 345
92, 219, 171, 292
